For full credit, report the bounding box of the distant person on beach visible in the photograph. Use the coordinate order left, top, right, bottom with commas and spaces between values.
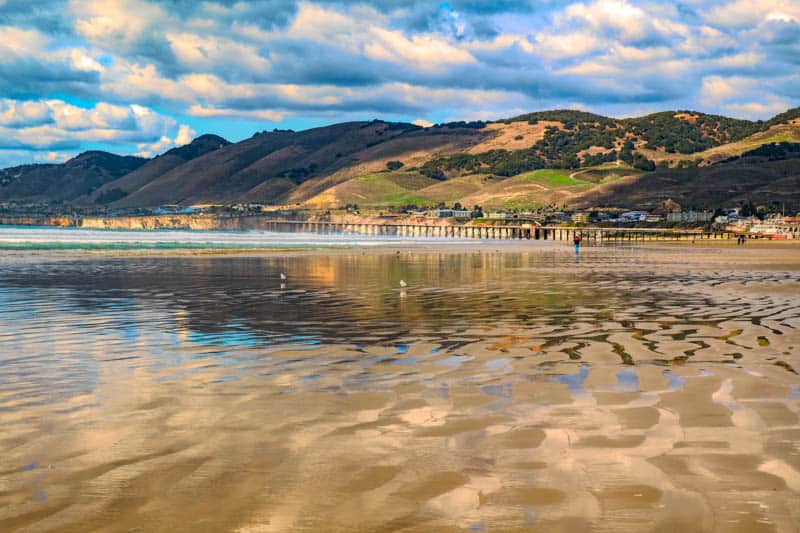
573, 233, 581, 254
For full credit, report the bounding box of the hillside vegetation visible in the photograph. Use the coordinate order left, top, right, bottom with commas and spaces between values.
0, 152, 146, 203
1, 107, 799, 211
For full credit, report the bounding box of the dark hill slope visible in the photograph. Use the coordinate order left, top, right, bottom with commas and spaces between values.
0, 151, 146, 203
573, 158, 800, 209
114, 121, 486, 206
86, 134, 230, 204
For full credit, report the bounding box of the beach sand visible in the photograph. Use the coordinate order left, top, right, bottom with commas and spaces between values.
0, 242, 798, 532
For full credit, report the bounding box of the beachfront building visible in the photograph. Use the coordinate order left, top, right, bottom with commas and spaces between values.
429, 209, 472, 219
747, 217, 800, 239
620, 211, 648, 222
666, 210, 713, 223
729, 216, 799, 239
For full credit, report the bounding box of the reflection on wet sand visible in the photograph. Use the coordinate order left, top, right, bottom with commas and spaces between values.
0, 246, 799, 532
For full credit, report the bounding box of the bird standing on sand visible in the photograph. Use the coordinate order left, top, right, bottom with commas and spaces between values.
399, 280, 407, 288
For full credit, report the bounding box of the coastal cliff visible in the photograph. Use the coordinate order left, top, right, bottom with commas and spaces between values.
80, 214, 243, 230
0, 216, 75, 227
79, 213, 457, 231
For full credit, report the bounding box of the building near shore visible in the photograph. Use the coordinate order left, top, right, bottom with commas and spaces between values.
666, 210, 712, 223
747, 217, 799, 239
429, 209, 472, 218
620, 211, 648, 222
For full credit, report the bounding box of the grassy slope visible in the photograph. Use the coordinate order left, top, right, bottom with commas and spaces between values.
416, 174, 502, 205
459, 169, 595, 210
301, 166, 648, 210
303, 171, 438, 208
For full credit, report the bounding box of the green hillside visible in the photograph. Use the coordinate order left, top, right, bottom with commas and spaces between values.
1, 106, 799, 211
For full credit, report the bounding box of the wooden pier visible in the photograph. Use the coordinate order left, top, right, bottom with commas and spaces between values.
254, 220, 735, 243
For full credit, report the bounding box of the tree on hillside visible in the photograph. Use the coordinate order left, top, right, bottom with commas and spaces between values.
631, 153, 656, 171
740, 200, 759, 218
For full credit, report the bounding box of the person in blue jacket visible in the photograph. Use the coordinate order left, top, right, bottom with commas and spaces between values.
573, 233, 581, 254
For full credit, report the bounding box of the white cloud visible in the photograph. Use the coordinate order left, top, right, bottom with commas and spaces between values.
0, 98, 180, 151
363, 28, 476, 69
134, 124, 196, 157
70, 0, 167, 50
722, 96, 793, 119
283, 3, 476, 69
699, 75, 755, 106
0, 100, 52, 127
703, 0, 800, 27
41, 151, 71, 163
535, 30, 601, 59
698, 75, 792, 119
463, 34, 536, 55
70, 49, 105, 72
174, 124, 194, 146
165, 32, 271, 73
680, 25, 737, 55
0, 25, 104, 84
187, 105, 286, 121
564, 0, 687, 42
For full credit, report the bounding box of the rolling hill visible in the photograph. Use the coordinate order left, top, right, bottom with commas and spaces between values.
1, 107, 799, 211
85, 134, 231, 205
0, 151, 146, 203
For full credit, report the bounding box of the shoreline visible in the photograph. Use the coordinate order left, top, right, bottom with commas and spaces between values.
1, 239, 799, 272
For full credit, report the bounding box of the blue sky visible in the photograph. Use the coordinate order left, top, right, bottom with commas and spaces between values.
0, 0, 798, 167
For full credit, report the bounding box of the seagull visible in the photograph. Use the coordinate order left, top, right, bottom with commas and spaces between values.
280, 273, 287, 280
399, 280, 407, 288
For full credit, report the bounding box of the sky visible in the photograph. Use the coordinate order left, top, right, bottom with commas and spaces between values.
0, 0, 798, 167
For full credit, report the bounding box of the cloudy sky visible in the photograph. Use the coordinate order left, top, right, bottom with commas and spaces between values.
0, 0, 798, 167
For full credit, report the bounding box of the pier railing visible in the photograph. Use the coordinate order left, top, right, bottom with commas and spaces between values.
248, 220, 735, 243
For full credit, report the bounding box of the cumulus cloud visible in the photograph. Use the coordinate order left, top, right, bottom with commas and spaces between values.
135, 123, 196, 157
187, 105, 286, 122
702, 0, 800, 27
165, 32, 271, 78
0, 98, 180, 151
0, 24, 102, 97
699, 75, 756, 106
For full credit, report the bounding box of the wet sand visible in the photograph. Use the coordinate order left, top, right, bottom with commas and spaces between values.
0, 243, 798, 532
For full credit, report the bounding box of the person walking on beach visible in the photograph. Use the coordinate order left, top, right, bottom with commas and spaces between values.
573, 233, 581, 254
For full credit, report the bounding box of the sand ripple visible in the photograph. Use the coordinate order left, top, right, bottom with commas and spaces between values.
0, 246, 798, 531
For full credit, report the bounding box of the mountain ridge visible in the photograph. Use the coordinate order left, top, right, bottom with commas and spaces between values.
1, 106, 799, 210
